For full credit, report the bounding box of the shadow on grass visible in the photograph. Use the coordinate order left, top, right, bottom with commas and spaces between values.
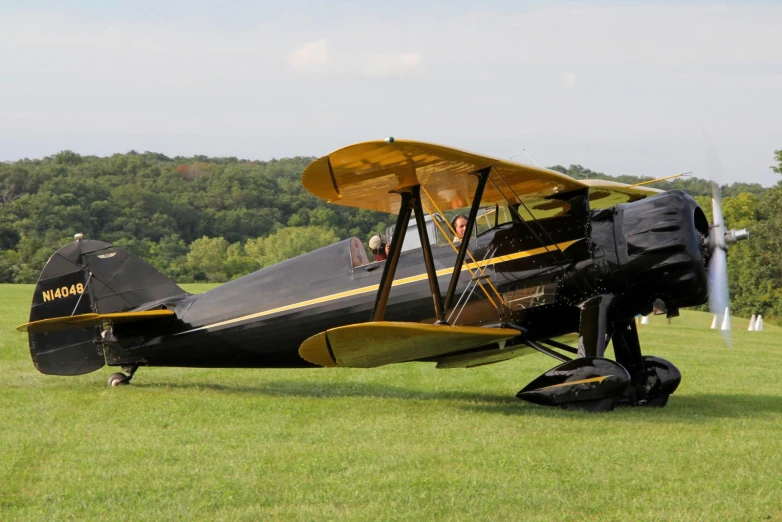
136, 379, 516, 405
132, 380, 781, 422
462, 393, 782, 422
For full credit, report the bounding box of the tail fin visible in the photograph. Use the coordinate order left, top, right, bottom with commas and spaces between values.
28, 239, 187, 375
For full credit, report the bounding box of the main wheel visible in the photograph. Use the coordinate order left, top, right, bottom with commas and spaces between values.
107, 372, 129, 387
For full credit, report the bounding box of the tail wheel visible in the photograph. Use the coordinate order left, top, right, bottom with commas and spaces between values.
107, 373, 129, 387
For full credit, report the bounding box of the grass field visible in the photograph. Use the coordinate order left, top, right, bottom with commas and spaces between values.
1, 283, 781, 521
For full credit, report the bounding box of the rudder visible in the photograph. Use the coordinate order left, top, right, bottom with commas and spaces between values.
28, 238, 187, 375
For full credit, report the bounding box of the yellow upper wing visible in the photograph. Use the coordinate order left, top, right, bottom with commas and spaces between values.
302, 140, 664, 215
302, 140, 587, 214
583, 180, 663, 210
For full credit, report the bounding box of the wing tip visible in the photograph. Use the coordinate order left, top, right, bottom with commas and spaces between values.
299, 331, 337, 367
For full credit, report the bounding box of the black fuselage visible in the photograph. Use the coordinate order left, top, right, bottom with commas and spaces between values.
102, 190, 709, 370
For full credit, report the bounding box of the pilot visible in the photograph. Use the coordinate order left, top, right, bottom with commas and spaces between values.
451, 214, 469, 242
369, 234, 389, 261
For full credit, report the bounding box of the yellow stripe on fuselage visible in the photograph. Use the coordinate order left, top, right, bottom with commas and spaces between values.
178, 238, 583, 335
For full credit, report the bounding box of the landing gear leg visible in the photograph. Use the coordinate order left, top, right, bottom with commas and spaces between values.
106, 365, 139, 387
517, 296, 629, 411
613, 320, 680, 406
577, 294, 615, 358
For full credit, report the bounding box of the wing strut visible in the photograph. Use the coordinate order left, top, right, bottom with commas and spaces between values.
443, 167, 491, 312
420, 191, 501, 310
371, 185, 448, 323
411, 185, 446, 323
371, 191, 414, 321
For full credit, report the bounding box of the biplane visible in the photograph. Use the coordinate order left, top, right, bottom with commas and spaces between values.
18, 140, 749, 411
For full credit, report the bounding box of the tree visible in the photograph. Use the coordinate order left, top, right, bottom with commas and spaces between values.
772, 149, 782, 176
722, 193, 760, 228
187, 236, 230, 282
148, 234, 190, 282
725, 150, 782, 320
245, 226, 340, 268
223, 243, 260, 280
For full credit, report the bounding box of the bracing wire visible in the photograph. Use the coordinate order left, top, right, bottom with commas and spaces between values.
488, 171, 596, 295
420, 185, 505, 307
420, 199, 500, 311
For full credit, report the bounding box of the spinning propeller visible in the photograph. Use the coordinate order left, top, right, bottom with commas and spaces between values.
706, 182, 749, 347
703, 136, 750, 346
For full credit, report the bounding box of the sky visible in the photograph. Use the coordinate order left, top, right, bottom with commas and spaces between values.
1, 1, 781, 185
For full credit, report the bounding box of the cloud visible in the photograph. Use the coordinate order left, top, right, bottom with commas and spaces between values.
289, 39, 329, 71
362, 52, 422, 77
1, 4, 781, 184
409, 4, 782, 69
288, 43, 422, 77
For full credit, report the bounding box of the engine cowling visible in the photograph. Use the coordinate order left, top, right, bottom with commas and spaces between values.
588, 190, 710, 314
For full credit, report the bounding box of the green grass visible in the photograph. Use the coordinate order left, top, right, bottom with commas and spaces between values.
1, 283, 781, 521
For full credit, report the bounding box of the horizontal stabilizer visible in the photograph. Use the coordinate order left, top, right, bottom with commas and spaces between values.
299, 322, 520, 368
17, 310, 175, 333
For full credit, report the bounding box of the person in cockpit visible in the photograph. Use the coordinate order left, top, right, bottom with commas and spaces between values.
369, 234, 389, 262
451, 214, 468, 242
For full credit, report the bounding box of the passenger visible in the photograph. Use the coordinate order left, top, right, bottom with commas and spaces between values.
450, 214, 469, 242
369, 234, 388, 261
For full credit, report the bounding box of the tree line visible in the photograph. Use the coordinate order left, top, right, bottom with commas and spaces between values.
1, 149, 780, 322
0, 151, 394, 283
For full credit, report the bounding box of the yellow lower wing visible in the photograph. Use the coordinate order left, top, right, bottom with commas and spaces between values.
299, 322, 520, 368
17, 310, 176, 333
435, 344, 535, 369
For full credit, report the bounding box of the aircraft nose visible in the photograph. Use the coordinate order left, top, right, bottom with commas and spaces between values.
610, 190, 710, 310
